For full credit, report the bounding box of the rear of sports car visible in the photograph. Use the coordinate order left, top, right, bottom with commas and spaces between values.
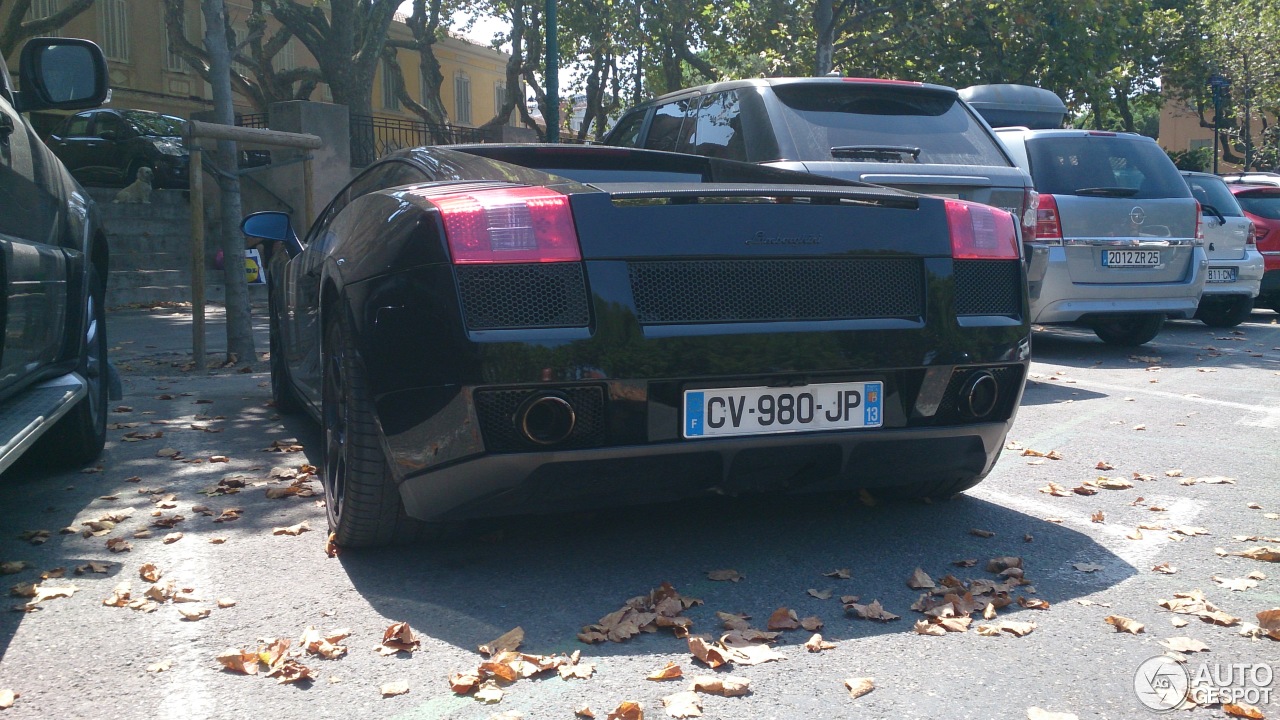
343, 177, 1030, 522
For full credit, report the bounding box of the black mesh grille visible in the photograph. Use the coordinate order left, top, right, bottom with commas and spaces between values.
474, 386, 606, 452
456, 263, 590, 330
954, 261, 1022, 316
627, 258, 924, 324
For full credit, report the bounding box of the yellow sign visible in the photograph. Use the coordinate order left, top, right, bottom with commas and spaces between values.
245, 249, 266, 284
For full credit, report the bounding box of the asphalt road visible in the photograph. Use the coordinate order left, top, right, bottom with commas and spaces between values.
0, 306, 1277, 720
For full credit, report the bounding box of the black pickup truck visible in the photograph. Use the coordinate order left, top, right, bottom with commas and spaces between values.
0, 39, 115, 475
243, 144, 1031, 547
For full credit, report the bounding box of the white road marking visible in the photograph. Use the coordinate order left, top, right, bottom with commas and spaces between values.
1032, 375, 1280, 429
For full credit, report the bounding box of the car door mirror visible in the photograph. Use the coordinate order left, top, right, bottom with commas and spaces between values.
15, 39, 109, 113
242, 212, 303, 258
97, 128, 118, 141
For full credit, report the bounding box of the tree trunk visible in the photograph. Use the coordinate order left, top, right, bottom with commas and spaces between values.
201, 0, 255, 363
815, 0, 835, 75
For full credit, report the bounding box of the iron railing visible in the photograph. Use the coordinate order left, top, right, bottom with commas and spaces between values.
236, 113, 269, 129
349, 114, 491, 166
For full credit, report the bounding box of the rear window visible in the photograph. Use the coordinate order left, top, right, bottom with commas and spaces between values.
1025, 135, 1189, 200
770, 84, 1011, 167
1236, 192, 1280, 220
1185, 175, 1243, 216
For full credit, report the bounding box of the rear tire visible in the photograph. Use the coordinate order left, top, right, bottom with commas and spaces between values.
1091, 314, 1165, 346
322, 310, 427, 548
1196, 296, 1254, 328
33, 265, 108, 467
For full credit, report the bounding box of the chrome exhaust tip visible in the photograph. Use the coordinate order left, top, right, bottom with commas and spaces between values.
959, 371, 999, 419
516, 393, 577, 445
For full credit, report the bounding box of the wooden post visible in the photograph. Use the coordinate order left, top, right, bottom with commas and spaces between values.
189, 142, 206, 371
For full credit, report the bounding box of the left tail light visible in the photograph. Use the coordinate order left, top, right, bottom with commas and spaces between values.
945, 199, 1020, 260
1246, 221, 1257, 246
1195, 201, 1204, 244
427, 186, 581, 264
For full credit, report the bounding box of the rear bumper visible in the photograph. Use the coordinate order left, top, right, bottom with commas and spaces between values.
1026, 244, 1207, 323
396, 420, 1013, 522
1201, 249, 1264, 297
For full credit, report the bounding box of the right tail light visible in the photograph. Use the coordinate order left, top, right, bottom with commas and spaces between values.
1034, 193, 1063, 244
945, 199, 1020, 260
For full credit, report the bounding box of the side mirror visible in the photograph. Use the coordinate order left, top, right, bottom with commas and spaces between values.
16, 38, 109, 113
242, 212, 303, 259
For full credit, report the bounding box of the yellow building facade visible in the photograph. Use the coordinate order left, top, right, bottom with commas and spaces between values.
8, 0, 516, 129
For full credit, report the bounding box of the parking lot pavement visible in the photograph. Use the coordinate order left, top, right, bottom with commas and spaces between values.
0, 307, 1276, 719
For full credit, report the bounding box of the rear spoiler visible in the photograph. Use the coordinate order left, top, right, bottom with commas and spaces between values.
594, 182, 921, 208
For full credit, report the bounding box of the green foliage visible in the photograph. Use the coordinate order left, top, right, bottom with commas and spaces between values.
1167, 146, 1212, 172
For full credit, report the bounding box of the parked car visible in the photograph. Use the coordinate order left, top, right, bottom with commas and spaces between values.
1229, 183, 1280, 312
989, 124, 1205, 345
602, 77, 1037, 241
242, 144, 1030, 547
1181, 171, 1264, 327
1, 38, 117, 476
1221, 172, 1280, 188
47, 108, 190, 188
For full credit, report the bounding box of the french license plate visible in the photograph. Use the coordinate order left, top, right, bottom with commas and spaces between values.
1207, 267, 1237, 283
683, 381, 883, 439
1103, 249, 1161, 267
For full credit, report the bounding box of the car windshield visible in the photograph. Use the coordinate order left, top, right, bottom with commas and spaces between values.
770, 84, 1011, 166
124, 111, 186, 137
1025, 135, 1189, 199
1185, 176, 1243, 216
1236, 192, 1280, 220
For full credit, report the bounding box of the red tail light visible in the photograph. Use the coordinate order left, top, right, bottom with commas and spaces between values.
1194, 201, 1204, 244
1254, 225, 1269, 242
1246, 221, 1257, 246
945, 199, 1020, 260
427, 186, 581, 264
1034, 193, 1064, 243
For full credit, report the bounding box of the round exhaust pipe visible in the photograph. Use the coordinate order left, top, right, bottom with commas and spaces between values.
516, 393, 576, 445
958, 371, 999, 419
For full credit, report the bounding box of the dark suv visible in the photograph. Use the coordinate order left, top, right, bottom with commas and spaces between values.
604, 77, 1036, 239
47, 108, 190, 188
0, 38, 116, 475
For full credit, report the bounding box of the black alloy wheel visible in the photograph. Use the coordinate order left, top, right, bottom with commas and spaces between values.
1091, 314, 1165, 347
1196, 296, 1254, 328
34, 264, 108, 465
321, 312, 425, 547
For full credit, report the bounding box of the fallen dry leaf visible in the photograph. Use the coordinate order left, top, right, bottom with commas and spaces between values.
605, 701, 644, 720
1090, 510, 1105, 523
217, 598, 236, 609
691, 674, 750, 697
1214, 575, 1259, 592
1223, 703, 1265, 719
271, 522, 310, 536
706, 569, 742, 582
647, 661, 683, 681
0, 690, 15, 709
106, 537, 132, 553
807, 588, 833, 600
379, 621, 420, 655
1160, 637, 1209, 653
823, 568, 851, 580
844, 677, 875, 700
662, 690, 702, 718
139, 563, 162, 582
380, 680, 410, 697
913, 619, 947, 636
844, 599, 899, 622
1152, 562, 1178, 575
1257, 609, 1280, 640
1073, 562, 1103, 573
804, 633, 836, 652
179, 606, 210, 621
479, 626, 523, 656
162, 532, 183, 544
146, 659, 172, 673
217, 648, 259, 675
688, 636, 729, 669
1039, 483, 1070, 497
1105, 615, 1145, 634
766, 607, 799, 631
1232, 546, 1280, 563
800, 616, 823, 632
970, 529, 995, 538
575, 706, 596, 719
906, 568, 935, 590
1096, 477, 1134, 490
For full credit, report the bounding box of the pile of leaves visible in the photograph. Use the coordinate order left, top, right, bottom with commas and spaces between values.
904, 560, 1038, 637
578, 583, 700, 643
450, 627, 594, 705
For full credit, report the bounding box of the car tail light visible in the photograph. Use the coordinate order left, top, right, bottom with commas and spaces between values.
1033, 193, 1064, 244
1256, 225, 1271, 242
1195, 201, 1204, 244
945, 199, 1020, 260
1247, 221, 1257, 246
1021, 188, 1039, 243
427, 186, 581, 264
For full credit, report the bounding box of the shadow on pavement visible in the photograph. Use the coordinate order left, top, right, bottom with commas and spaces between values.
337, 490, 1135, 656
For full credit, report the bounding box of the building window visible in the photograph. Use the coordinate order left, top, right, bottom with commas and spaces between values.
99, 0, 129, 62
1189, 138, 1214, 151
274, 39, 296, 72
382, 58, 400, 111
27, 0, 60, 36
454, 71, 471, 125
494, 82, 506, 124
164, 29, 187, 72
321, 84, 333, 103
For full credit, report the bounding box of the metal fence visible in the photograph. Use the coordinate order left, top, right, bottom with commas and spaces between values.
236, 113, 269, 129
349, 114, 491, 166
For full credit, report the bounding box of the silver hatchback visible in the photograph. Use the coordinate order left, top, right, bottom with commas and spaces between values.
996, 129, 1207, 345
1182, 171, 1264, 327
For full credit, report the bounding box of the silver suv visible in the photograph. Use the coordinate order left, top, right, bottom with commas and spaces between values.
1182, 171, 1264, 327
995, 128, 1206, 345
